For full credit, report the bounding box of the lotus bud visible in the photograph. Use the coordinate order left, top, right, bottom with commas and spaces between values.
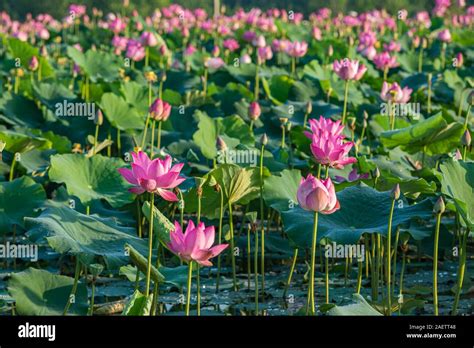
248, 101, 261, 121
433, 196, 445, 214
461, 130, 471, 147
455, 53, 463, 68
286, 121, 292, 132
29, 56, 39, 71
305, 100, 312, 115
328, 45, 334, 57
391, 183, 400, 200
348, 117, 356, 131
454, 148, 463, 160
0, 140, 5, 152
363, 118, 368, 129
372, 167, 380, 179
216, 136, 227, 152
261, 133, 268, 146
96, 109, 103, 126
363, 110, 369, 120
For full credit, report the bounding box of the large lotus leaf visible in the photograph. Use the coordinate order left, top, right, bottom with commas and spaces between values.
328, 294, 382, 316
380, 113, 464, 155
263, 169, 301, 212
49, 154, 134, 208
67, 46, 120, 82
120, 81, 149, 115
32, 82, 77, 111
0, 92, 43, 128
0, 129, 52, 153
99, 93, 144, 131
8, 38, 54, 78
8, 268, 88, 315
281, 184, 434, 248
122, 290, 153, 316
439, 160, 474, 230
24, 205, 147, 269
192, 111, 254, 160
0, 176, 46, 233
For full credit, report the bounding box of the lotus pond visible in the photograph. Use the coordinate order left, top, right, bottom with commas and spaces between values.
0, 2, 473, 317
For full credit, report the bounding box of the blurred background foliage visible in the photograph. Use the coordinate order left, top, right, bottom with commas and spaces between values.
0, 0, 457, 20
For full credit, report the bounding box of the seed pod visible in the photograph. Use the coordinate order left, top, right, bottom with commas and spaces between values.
391, 183, 400, 200
433, 196, 445, 214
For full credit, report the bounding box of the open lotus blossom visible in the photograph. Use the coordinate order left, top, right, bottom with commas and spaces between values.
380, 81, 413, 103
168, 220, 228, 266
223, 38, 239, 52
334, 168, 370, 183
333, 59, 367, 80
204, 57, 225, 69
126, 39, 146, 61
309, 132, 357, 169
304, 116, 345, 140
257, 46, 273, 63
373, 51, 398, 71
118, 152, 185, 201
150, 98, 172, 121
286, 41, 308, 58
297, 175, 340, 214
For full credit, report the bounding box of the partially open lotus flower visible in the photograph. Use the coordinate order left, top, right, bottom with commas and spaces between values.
168, 220, 228, 266
333, 59, 367, 80
373, 51, 398, 71
286, 41, 308, 58
310, 132, 357, 169
140, 31, 158, 47
118, 152, 185, 201
297, 175, 340, 214
437, 29, 452, 43
304, 116, 345, 140
149, 98, 172, 121
380, 81, 413, 103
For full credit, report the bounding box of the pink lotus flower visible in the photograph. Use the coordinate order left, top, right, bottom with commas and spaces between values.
304, 116, 345, 140
223, 39, 239, 52
455, 52, 464, 67
184, 44, 197, 56
150, 99, 172, 121
297, 175, 340, 214
373, 51, 398, 71
383, 41, 401, 53
272, 39, 290, 52
437, 29, 452, 42
118, 152, 185, 201
249, 101, 261, 121
309, 132, 357, 169
286, 41, 308, 58
335, 168, 370, 183
112, 35, 128, 52
241, 54, 252, 64
257, 46, 273, 63
126, 40, 145, 61
168, 220, 228, 266
140, 31, 158, 47
108, 17, 126, 34
333, 59, 367, 81
312, 27, 322, 41
380, 82, 413, 103
252, 34, 266, 48
204, 57, 225, 69
29, 56, 39, 71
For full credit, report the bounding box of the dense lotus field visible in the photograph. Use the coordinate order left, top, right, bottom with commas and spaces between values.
0, 2, 472, 317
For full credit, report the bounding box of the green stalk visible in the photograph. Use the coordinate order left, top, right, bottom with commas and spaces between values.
254, 64, 260, 100
440, 43, 446, 70
196, 190, 202, 316
150, 120, 156, 158
203, 68, 208, 97
63, 258, 81, 315
145, 46, 149, 68
228, 202, 237, 291
341, 80, 349, 124
452, 230, 468, 315
9, 153, 18, 181
254, 225, 259, 315
309, 211, 319, 315
386, 198, 396, 315
433, 211, 442, 315
392, 228, 400, 297
356, 258, 363, 294
88, 281, 96, 316
140, 82, 153, 150
418, 47, 424, 73
117, 128, 121, 155
157, 120, 162, 151
145, 193, 155, 296
185, 261, 193, 316
283, 248, 298, 299
291, 57, 296, 76
93, 123, 99, 155
427, 73, 432, 114
463, 104, 471, 131
259, 143, 266, 296
216, 188, 224, 292
247, 225, 251, 292
325, 252, 330, 303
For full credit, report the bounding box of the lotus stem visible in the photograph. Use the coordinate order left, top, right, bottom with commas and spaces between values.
93, 123, 99, 155
356, 257, 363, 294
283, 248, 298, 300
88, 280, 96, 316
145, 47, 149, 68
254, 224, 259, 315
325, 252, 330, 303
452, 230, 468, 315
186, 261, 193, 316
386, 198, 396, 315
150, 120, 156, 158
433, 209, 443, 315
216, 187, 224, 292
463, 104, 471, 131
418, 47, 424, 73
259, 142, 266, 296
63, 257, 81, 315
247, 225, 251, 291
427, 73, 432, 114
157, 120, 162, 151
228, 202, 237, 291
309, 211, 319, 315
145, 193, 155, 296
342, 80, 350, 124
254, 64, 260, 100
9, 153, 18, 181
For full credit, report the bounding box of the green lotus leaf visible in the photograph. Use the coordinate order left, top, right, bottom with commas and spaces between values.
49, 153, 134, 208
99, 92, 144, 131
